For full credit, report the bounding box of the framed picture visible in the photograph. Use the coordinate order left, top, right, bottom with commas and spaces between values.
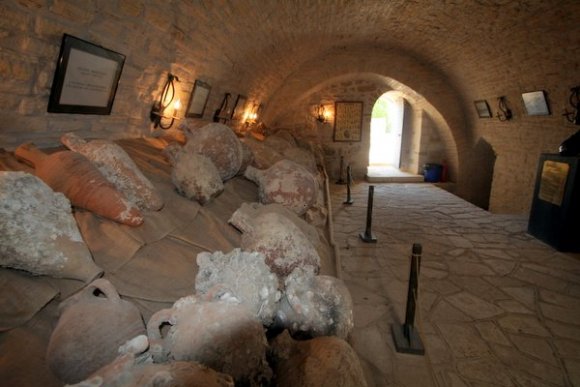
474, 100, 492, 118
212, 92, 232, 123
522, 90, 550, 116
186, 80, 211, 118
47, 34, 125, 114
334, 101, 363, 142
231, 94, 247, 120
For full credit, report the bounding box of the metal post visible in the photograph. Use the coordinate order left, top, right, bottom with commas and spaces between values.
359, 185, 377, 242
336, 156, 346, 184
343, 165, 354, 205
392, 243, 425, 355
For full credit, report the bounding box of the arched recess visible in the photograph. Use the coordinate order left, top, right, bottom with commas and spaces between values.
267, 72, 459, 184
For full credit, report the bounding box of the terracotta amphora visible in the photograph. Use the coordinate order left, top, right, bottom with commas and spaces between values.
147, 296, 271, 386
46, 278, 146, 384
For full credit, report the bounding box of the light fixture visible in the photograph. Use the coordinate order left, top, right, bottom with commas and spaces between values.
314, 104, 330, 123
150, 73, 180, 129
245, 103, 260, 125
563, 86, 580, 125
495, 96, 512, 121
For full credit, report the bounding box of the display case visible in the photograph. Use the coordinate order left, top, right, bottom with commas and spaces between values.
527, 154, 580, 252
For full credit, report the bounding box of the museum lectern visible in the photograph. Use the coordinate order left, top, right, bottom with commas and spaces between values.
528, 154, 580, 252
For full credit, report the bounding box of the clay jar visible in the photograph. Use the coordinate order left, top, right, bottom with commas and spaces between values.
46, 279, 146, 384
72, 353, 235, 387
244, 160, 318, 215
270, 330, 367, 387
184, 123, 243, 181
240, 212, 321, 278
147, 296, 271, 386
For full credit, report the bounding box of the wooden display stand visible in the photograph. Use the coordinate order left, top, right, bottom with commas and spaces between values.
527, 154, 580, 252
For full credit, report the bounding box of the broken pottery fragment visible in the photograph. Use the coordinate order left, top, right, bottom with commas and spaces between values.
244, 159, 318, 215
195, 249, 281, 325
147, 296, 271, 386
0, 171, 102, 282
61, 133, 164, 211
269, 330, 367, 387
184, 123, 243, 181
14, 143, 143, 226
276, 268, 353, 339
165, 145, 224, 205
240, 212, 320, 278
69, 353, 235, 387
47, 278, 146, 384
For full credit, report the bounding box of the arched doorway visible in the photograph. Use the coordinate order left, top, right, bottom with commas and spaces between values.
368, 92, 404, 171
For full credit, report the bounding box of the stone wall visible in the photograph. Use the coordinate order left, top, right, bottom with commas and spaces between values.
0, 0, 268, 149
271, 78, 450, 183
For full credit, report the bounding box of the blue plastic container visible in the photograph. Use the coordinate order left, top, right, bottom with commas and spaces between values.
423, 163, 443, 182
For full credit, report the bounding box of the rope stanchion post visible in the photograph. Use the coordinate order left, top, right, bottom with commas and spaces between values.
392, 243, 425, 355
336, 156, 346, 184
359, 185, 377, 243
343, 165, 354, 205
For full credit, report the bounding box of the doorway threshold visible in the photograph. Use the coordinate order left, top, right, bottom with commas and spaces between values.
366, 165, 424, 183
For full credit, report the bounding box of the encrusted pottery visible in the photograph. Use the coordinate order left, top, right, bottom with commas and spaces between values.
15, 143, 143, 226
147, 296, 271, 386
195, 249, 281, 325
0, 171, 102, 282
46, 279, 146, 383
240, 212, 320, 277
61, 133, 164, 211
184, 123, 243, 181
244, 159, 318, 215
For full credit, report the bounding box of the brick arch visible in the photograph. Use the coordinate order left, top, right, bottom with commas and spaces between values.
266, 63, 463, 184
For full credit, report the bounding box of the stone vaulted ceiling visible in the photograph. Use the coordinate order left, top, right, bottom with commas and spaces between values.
189, 0, 578, 112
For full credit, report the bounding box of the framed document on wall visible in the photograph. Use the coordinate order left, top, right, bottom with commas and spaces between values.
186, 80, 211, 118
334, 101, 363, 142
47, 34, 125, 114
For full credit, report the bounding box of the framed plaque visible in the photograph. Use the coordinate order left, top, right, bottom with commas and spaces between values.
522, 90, 550, 116
334, 101, 363, 142
47, 34, 125, 115
474, 100, 492, 118
539, 160, 570, 206
186, 80, 212, 118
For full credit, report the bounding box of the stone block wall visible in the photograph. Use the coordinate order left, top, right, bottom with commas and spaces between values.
271, 78, 451, 183
0, 0, 263, 149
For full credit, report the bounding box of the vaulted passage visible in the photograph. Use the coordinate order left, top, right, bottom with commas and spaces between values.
0, 1, 579, 386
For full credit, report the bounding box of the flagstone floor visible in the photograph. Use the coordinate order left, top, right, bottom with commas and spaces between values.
330, 182, 580, 387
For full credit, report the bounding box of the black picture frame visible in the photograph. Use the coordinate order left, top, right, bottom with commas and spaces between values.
474, 100, 492, 118
47, 34, 125, 115
186, 80, 211, 118
231, 94, 247, 120
522, 90, 550, 116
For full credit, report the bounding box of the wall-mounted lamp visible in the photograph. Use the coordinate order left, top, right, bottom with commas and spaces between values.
495, 96, 512, 121
245, 103, 260, 125
314, 104, 331, 123
150, 73, 180, 129
563, 86, 580, 125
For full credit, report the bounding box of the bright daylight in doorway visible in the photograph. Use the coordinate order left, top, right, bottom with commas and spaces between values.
368, 92, 404, 175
